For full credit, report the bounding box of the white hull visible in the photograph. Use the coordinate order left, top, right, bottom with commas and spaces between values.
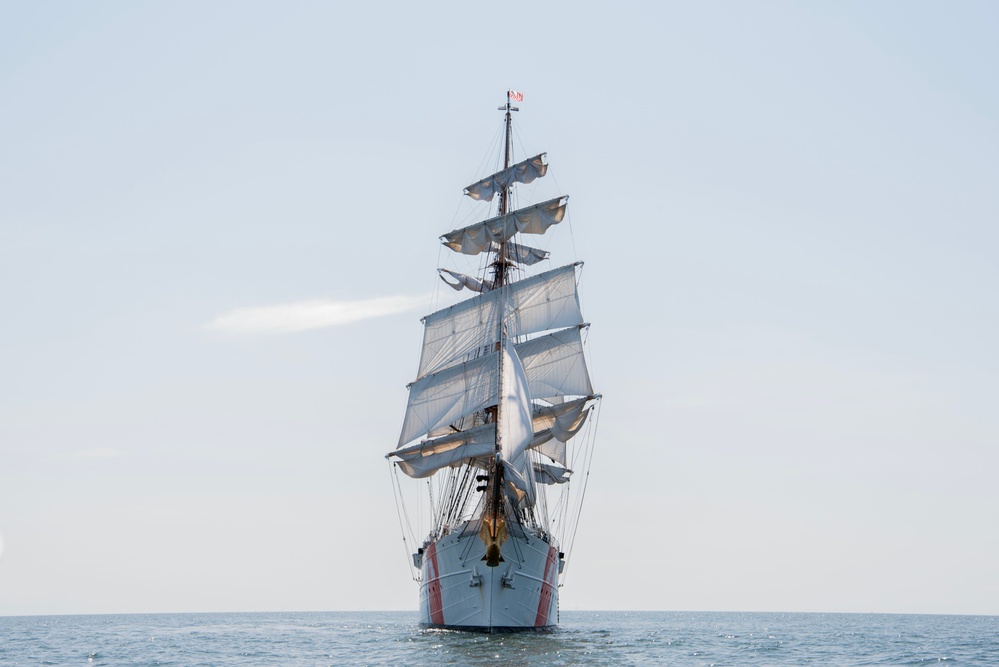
418, 520, 560, 631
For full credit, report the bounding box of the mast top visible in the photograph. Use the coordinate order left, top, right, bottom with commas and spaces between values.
493, 90, 523, 289
499, 89, 523, 113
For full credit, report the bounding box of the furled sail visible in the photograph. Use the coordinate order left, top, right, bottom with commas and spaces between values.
390, 424, 495, 479
439, 269, 492, 293
494, 241, 549, 266
417, 264, 582, 380
532, 397, 591, 441
533, 462, 571, 485
442, 197, 567, 256
529, 397, 593, 465
389, 396, 594, 479
463, 153, 548, 202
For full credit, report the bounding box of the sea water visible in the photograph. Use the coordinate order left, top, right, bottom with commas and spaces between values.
1, 610, 996, 666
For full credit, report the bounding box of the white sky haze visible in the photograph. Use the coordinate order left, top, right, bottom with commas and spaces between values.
206, 296, 427, 336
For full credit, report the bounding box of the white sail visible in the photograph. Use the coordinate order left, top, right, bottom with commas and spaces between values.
552, 401, 592, 443
439, 269, 492, 293
518, 326, 593, 401
400, 325, 592, 447
529, 398, 593, 465
500, 338, 535, 465
389, 397, 593, 478
391, 424, 495, 478
533, 462, 571, 485
495, 241, 549, 266
464, 153, 548, 202
499, 337, 536, 507
532, 397, 591, 440
530, 433, 564, 467
417, 264, 582, 380
398, 355, 497, 447
442, 197, 567, 256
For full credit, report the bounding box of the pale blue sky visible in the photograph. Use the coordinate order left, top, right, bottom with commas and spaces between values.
1, 1, 996, 616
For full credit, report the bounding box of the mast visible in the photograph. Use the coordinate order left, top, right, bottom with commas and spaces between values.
494, 91, 518, 289
488, 91, 518, 557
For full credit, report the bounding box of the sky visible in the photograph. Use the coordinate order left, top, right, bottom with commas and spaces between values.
1, 1, 997, 617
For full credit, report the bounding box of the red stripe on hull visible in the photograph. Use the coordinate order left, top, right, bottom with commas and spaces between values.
426, 542, 445, 625
534, 546, 558, 627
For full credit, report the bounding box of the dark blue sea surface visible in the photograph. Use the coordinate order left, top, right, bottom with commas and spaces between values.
1, 610, 996, 666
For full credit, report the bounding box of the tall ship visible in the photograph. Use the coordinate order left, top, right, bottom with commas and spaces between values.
387, 92, 601, 631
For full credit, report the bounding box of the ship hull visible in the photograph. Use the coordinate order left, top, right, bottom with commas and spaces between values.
418, 521, 559, 632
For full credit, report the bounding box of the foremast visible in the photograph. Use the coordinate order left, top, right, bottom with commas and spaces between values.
484, 91, 518, 567
493, 91, 517, 288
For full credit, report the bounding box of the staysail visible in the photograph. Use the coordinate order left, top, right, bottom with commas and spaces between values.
499, 337, 536, 506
